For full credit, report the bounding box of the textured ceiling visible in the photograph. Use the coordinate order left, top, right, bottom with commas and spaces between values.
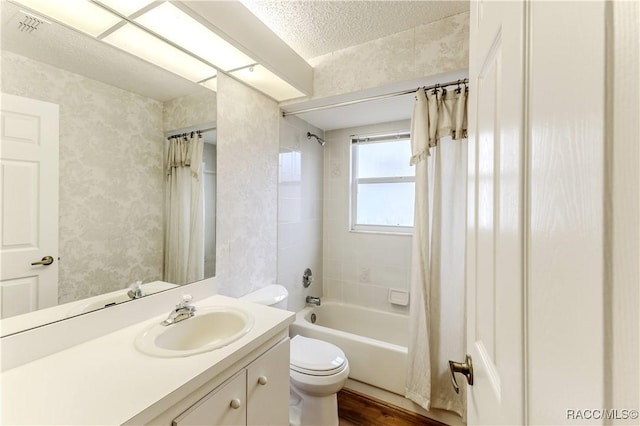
240, 0, 470, 59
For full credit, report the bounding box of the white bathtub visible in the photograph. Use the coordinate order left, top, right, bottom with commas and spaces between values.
289, 301, 408, 396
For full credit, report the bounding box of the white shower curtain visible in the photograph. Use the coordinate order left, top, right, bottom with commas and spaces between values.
406, 86, 468, 417
164, 133, 205, 285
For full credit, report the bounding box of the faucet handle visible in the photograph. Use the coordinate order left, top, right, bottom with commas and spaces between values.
177, 294, 193, 308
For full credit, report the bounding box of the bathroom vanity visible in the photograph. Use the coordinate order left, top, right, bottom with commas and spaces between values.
1, 295, 294, 425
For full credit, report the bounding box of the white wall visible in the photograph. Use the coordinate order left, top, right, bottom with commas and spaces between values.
162, 90, 217, 132
307, 12, 469, 100
215, 73, 279, 297
277, 115, 324, 312
323, 120, 412, 314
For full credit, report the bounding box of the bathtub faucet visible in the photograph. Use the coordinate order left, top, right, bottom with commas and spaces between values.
306, 296, 321, 306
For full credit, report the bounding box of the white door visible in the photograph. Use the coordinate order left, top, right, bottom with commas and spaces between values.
0, 93, 59, 318
465, 0, 525, 423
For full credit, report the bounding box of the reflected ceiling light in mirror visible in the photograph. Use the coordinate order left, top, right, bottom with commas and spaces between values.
103, 23, 217, 83
94, 0, 156, 17
200, 76, 218, 92
231, 65, 305, 101
13, 0, 121, 37
134, 2, 255, 72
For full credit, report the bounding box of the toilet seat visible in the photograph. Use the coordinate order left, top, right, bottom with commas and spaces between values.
290, 335, 347, 377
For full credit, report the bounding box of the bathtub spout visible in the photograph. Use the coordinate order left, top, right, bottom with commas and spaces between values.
305, 296, 321, 306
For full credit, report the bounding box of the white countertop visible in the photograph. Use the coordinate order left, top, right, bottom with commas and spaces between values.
0, 295, 294, 425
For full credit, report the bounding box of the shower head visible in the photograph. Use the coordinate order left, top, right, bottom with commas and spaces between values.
307, 132, 325, 147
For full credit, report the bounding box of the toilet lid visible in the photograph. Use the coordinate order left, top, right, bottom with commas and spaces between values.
290, 335, 346, 376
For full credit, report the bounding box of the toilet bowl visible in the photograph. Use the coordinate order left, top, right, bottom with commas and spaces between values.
289, 335, 349, 426
240, 286, 350, 426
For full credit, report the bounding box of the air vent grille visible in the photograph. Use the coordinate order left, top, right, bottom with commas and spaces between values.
16, 11, 50, 33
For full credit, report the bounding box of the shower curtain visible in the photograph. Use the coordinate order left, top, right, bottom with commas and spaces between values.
406, 86, 468, 417
164, 133, 205, 285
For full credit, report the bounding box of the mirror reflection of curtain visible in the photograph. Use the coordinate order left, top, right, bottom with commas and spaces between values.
164, 134, 205, 285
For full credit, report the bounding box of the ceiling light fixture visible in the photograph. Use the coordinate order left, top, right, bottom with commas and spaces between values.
11, 0, 309, 101
200, 76, 218, 92
102, 23, 217, 83
134, 2, 255, 72
231, 64, 305, 101
94, 0, 156, 17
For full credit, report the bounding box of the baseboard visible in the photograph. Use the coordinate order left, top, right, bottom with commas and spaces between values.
338, 387, 448, 426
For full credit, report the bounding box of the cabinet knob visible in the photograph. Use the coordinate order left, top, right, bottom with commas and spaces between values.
230, 398, 242, 410
257, 376, 268, 386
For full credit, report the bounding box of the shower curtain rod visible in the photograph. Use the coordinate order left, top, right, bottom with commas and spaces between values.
167, 126, 216, 139
281, 78, 468, 117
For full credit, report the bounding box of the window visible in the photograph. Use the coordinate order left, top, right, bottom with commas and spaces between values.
350, 131, 414, 233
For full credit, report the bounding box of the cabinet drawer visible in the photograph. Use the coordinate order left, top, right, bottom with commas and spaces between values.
173, 371, 246, 426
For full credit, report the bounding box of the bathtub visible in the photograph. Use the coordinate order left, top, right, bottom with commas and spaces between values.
289, 301, 408, 396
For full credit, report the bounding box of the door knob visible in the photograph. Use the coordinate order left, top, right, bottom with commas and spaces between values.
31, 256, 54, 266
258, 376, 268, 386
448, 355, 473, 394
229, 398, 242, 409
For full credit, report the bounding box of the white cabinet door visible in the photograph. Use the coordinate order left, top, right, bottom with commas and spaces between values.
466, 0, 525, 424
173, 371, 246, 426
246, 338, 290, 425
0, 93, 59, 318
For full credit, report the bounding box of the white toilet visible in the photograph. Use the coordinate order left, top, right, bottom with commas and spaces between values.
241, 285, 349, 426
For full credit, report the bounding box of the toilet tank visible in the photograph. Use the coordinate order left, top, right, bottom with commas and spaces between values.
240, 285, 288, 310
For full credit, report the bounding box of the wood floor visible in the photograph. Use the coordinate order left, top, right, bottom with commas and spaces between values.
337, 388, 448, 426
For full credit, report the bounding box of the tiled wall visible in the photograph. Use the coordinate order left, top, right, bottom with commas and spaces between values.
323, 120, 412, 314
215, 73, 280, 297
1, 51, 166, 304
277, 115, 324, 312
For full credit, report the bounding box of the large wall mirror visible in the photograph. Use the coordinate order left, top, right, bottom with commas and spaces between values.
0, 0, 217, 335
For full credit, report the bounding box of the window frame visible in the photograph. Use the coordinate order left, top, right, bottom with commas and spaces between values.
349, 131, 414, 235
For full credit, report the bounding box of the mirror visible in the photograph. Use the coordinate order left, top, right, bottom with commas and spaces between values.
0, 1, 217, 335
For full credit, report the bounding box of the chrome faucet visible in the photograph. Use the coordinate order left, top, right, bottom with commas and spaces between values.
127, 281, 145, 299
161, 294, 196, 326
306, 296, 321, 306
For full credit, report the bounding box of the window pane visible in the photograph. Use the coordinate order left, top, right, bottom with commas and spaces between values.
356, 182, 415, 227
357, 139, 414, 178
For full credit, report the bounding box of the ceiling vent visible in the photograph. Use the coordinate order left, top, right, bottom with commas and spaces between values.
13, 11, 50, 33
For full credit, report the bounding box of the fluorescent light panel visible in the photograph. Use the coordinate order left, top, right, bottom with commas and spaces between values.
14, 0, 306, 99
13, 0, 121, 37
134, 2, 255, 72
200, 77, 218, 92
231, 65, 305, 101
94, 0, 156, 17
103, 23, 217, 83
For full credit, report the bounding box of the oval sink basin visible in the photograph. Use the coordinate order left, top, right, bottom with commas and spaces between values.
135, 307, 254, 357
